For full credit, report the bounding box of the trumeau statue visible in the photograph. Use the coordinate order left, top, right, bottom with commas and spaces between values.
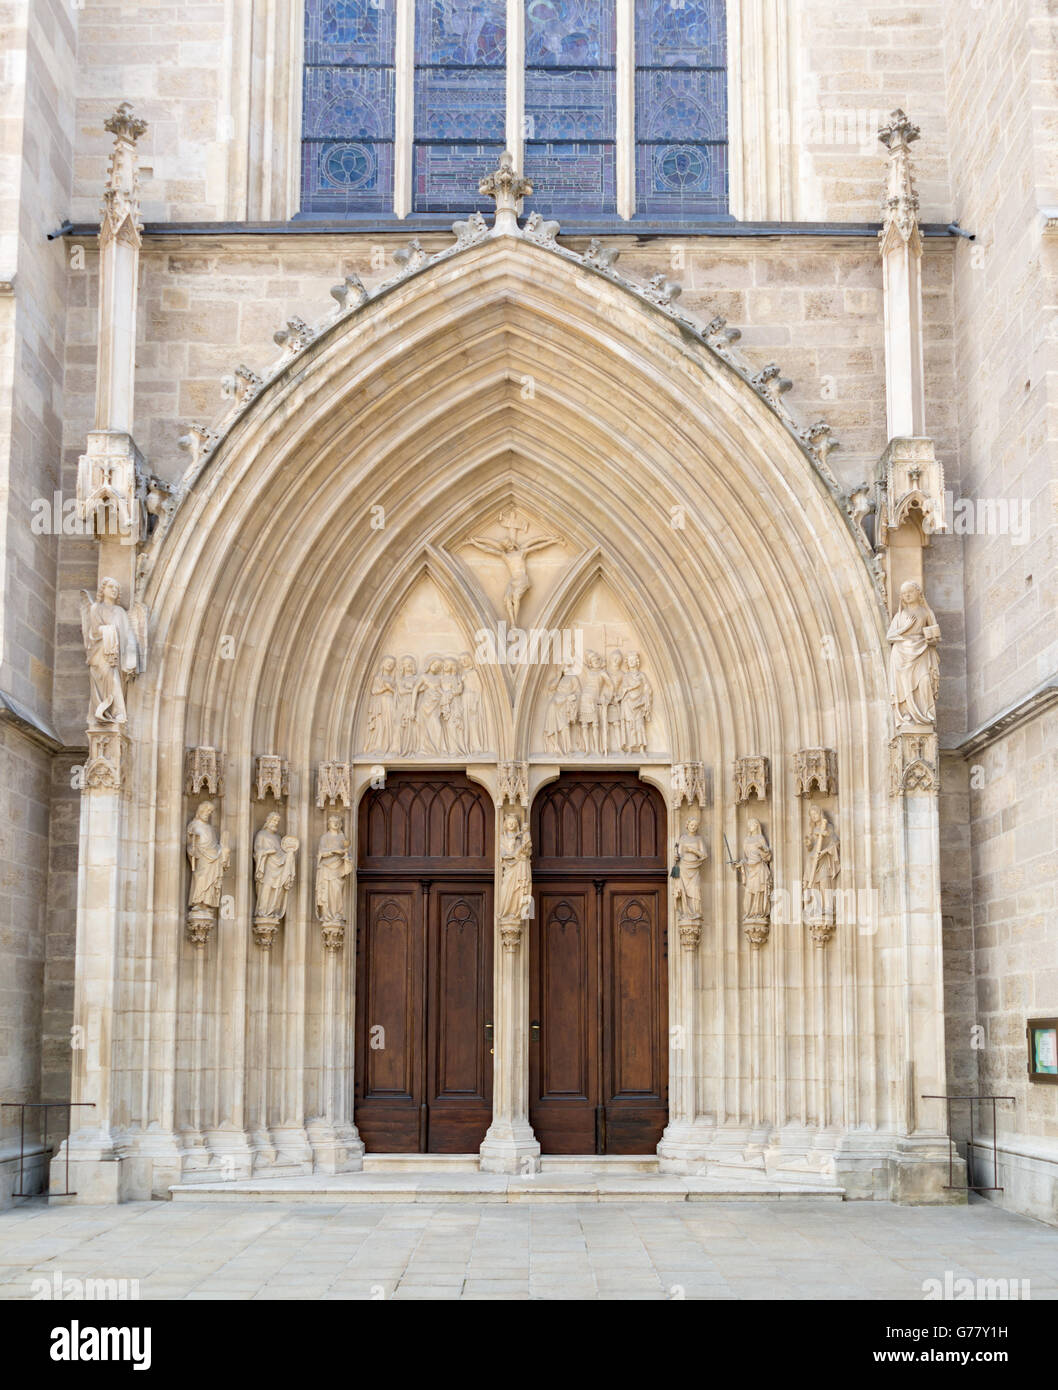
673, 816, 706, 923
365, 652, 487, 756
887, 580, 941, 727
79, 577, 146, 725
315, 814, 352, 928
465, 508, 563, 627
498, 813, 533, 947
544, 648, 654, 755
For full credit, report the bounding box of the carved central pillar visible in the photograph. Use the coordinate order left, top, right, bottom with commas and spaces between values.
480, 762, 540, 1173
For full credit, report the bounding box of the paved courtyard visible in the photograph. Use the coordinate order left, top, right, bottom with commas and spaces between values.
0, 1197, 1054, 1300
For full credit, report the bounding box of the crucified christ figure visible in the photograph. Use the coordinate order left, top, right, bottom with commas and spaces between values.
465, 512, 563, 627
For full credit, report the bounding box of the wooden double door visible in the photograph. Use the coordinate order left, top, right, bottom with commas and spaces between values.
355, 775, 493, 1153
529, 774, 669, 1154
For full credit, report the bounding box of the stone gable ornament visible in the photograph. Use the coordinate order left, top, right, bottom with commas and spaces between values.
316, 761, 351, 809
878, 109, 921, 249
887, 581, 940, 728
734, 755, 769, 804
498, 812, 533, 951
252, 812, 298, 950
803, 804, 839, 947
479, 151, 533, 235
523, 211, 561, 248
186, 801, 230, 948
734, 820, 773, 950
315, 814, 352, 949
330, 272, 368, 311
793, 748, 836, 798
451, 210, 489, 248
79, 579, 147, 726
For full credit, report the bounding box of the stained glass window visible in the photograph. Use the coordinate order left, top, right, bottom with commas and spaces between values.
300, 0, 729, 220
635, 0, 728, 217
413, 0, 507, 212
524, 0, 616, 216
302, 0, 398, 215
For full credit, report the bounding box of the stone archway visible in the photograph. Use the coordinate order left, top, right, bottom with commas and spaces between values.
59, 217, 953, 1201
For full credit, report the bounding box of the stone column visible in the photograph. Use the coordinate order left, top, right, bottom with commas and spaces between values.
878, 110, 926, 442
480, 762, 541, 1173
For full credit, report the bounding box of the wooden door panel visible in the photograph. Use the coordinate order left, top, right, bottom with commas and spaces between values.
529, 886, 597, 1153
604, 884, 668, 1154
427, 884, 493, 1153
354, 884, 422, 1152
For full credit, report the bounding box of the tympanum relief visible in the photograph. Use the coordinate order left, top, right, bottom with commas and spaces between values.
465, 508, 564, 628
543, 648, 654, 756
363, 652, 488, 756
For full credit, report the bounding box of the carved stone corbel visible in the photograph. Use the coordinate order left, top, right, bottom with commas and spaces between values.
497, 761, 529, 808
185, 746, 224, 797
793, 748, 836, 797
670, 762, 707, 810
733, 755, 769, 804
254, 754, 289, 802
889, 731, 939, 797
76, 431, 147, 541
84, 726, 130, 791
316, 761, 351, 809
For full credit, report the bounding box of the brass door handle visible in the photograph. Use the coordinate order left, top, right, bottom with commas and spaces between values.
530, 1021, 540, 1043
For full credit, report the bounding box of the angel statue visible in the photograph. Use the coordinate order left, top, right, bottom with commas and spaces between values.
79, 577, 146, 726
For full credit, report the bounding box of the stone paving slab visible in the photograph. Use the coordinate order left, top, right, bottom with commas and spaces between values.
0, 1196, 1052, 1301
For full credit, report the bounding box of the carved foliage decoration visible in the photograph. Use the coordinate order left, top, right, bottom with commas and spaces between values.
734, 755, 769, 804
793, 748, 836, 797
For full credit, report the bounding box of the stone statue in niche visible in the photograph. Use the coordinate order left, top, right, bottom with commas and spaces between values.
887, 580, 940, 727
365, 652, 487, 756
315, 813, 352, 928
253, 811, 299, 947
498, 813, 533, 948
543, 647, 654, 755
79, 577, 146, 725
672, 815, 706, 923
465, 509, 564, 627
803, 804, 840, 944
186, 801, 230, 946
735, 819, 773, 946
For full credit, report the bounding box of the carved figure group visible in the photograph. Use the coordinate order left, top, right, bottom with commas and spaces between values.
364, 652, 486, 756
544, 649, 653, 755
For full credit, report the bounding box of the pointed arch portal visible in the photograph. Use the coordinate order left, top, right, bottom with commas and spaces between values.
62, 227, 956, 1201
